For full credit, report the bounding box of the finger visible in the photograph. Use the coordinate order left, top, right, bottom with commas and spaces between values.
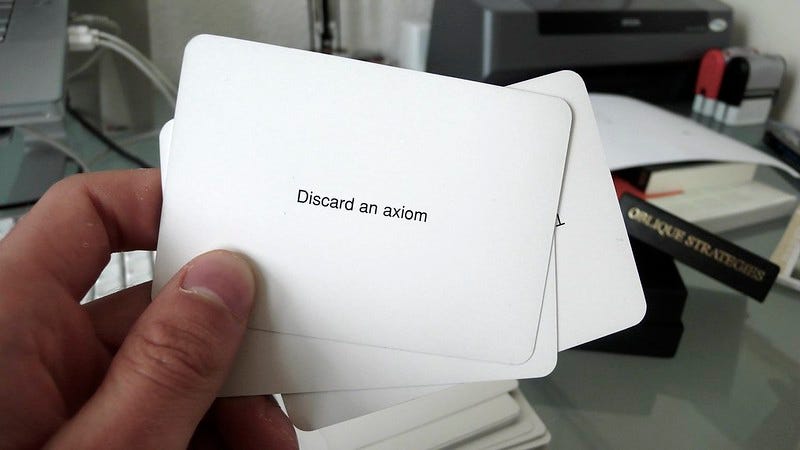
214, 396, 298, 450
83, 282, 153, 352
47, 250, 255, 449
0, 169, 161, 301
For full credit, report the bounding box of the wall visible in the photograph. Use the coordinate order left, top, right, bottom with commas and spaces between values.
147, 0, 433, 83
723, 0, 800, 128
69, 0, 153, 130
147, 0, 310, 83
75, 1, 800, 129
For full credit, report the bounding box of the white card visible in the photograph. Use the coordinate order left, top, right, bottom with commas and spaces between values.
306, 381, 517, 448
278, 71, 646, 428
516, 73, 646, 351
364, 394, 520, 450
157, 70, 644, 408
154, 35, 572, 364
158, 123, 557, 398
456, 390, 547, 450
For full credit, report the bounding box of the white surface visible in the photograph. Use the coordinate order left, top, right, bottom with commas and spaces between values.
155, 35, 572, 364
591, 93, 799, 177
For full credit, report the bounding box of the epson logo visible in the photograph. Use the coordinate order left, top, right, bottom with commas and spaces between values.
709, 18, 728, 32
621, 17, 642, 28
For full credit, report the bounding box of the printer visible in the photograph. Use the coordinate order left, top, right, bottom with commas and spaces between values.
427, 0, 732, 106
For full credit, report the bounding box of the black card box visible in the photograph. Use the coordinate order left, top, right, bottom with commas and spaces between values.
630, 237, 688, 324
578, 321, 684, 358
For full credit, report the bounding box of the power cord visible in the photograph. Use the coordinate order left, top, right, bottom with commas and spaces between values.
66, 102, 154, 169
16, 126, 90, 173
0, 198, 38, 211
66, 14, 120, 80
0, 128, 88, 211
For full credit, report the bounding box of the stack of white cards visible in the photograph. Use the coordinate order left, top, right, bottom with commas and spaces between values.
155, 34, 647, 435
290, 381, 550, 450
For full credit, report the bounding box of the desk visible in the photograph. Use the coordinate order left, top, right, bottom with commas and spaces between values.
0, 116, 159, 218
1, 120, 798, 449
522, 167, 800, 449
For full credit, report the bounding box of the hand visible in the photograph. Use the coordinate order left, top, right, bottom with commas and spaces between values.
0, 169, 298, 449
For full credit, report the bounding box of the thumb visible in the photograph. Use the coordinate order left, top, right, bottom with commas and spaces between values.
49, 250, 256, 449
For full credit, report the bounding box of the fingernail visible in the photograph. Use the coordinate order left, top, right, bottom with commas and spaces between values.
181, 250, 255, 319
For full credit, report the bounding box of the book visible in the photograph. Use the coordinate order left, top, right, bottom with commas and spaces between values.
648, 181, 797, 233
616, 161, 757, 195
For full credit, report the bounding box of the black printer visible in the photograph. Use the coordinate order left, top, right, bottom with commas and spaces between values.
427, 0, 732, 106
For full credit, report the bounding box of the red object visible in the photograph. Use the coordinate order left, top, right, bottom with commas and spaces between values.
695, 49, 726, 99
612, 176, 682, 200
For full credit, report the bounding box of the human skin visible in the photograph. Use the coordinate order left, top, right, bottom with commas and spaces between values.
0, 169, 298, 449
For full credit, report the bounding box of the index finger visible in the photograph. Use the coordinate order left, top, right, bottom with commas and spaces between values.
0, 169, 161, 301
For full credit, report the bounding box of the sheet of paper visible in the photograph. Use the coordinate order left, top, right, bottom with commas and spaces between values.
592, 93, 799, 176
155, 34, 572, 364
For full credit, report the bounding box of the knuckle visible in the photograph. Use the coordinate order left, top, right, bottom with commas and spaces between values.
49, 173, 90, 197
123, 318, 224, 395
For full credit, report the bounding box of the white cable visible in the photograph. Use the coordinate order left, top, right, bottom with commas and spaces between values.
96, 30, 177, 96
69, 14, 122, 35
95, 39, 177, 109
96, 36, 177, 102
17, 127, 91, 173
67, 48, 105, 80
67, 25, 178, 108
115, 128, 161, 145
